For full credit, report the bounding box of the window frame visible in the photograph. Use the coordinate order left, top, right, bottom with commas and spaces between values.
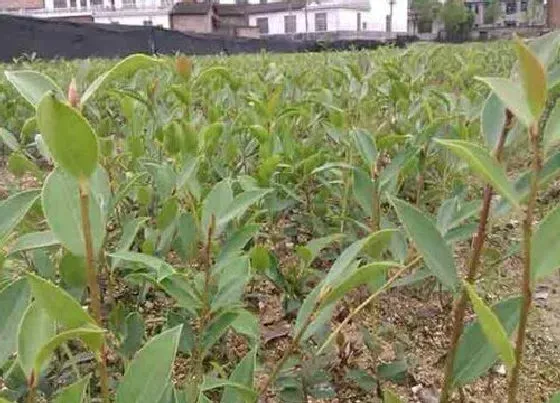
284, 14, 296, 33
315, 12, 327, 32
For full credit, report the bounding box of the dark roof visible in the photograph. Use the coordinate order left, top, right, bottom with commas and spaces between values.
171, 1, 306, 16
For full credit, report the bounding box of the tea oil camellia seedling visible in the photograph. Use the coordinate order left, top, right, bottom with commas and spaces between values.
0, 38, 560, 403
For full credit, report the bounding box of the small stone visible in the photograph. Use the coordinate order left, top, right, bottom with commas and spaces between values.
285, 241, 294, 249
145, 301, 154, 309
494, 364, 507, 375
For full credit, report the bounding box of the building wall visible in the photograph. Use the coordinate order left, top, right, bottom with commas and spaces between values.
550, 0, 560, 28
171, 13, 212, 32
94, 13, 170, 27
467, 0, 545, 26
0, 0, 43, 10
364, 0, 408, 33
248, 8, 366, 34
52, 13, 93, 21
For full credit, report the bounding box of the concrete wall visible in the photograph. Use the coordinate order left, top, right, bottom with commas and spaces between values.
171, 13, 212, 32
550, 0, 560, 28
95, 13, 170, 27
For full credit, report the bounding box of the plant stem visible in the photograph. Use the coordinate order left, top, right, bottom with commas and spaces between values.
507, 123, 541, 403
440, 112, 511, 403
416, 146, 426, 206
25, 387, 35, 403
259, 298, 323, 397
78, 180, 109, 402
316, 255, 422, 356
194, 215, 215, 385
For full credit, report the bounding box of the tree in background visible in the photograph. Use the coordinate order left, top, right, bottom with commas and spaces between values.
440, 0, 474, 39
484, 0, 503, 24
410, 0, 442, 33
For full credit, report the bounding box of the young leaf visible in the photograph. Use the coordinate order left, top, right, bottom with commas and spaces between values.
384, 389, 402, 403
42, 167, 108, 257
36, 94, 98, 179
0, 189, 40, 245
352, 129, 377, 167
453, 296, 521, 385
391, 198, 458, 290
217, 189, 271, 233
159, 274, 201, 316
8, 231, 59, 255
544, 101, 560, 152
220, 348, 257, 403
201, 311, 239, 355
0, 128, 20, 152
531, 204, 560, 280
120, 312, 146, 358
116, 325, 182, 403
476, 77, 534, 127
27, 273, 97, 329
82, 54, 161, 104
481, 93, 507, 149
108, 251, 175, 282
217, 224, 259, 263
111, 217, 147, 268
514, 35, 547, 120
352, 167, 374, 216
52, 374, 91, 403
201, 180, 233, 238
200, 377, 256, 402
17, 303, 56, 382
464, 284, 516, 370
322, 261, 395, 306
435, 139, 519, 208
4, 70, 64, 107
0, 279, 31, 367
548, 392, 560, 403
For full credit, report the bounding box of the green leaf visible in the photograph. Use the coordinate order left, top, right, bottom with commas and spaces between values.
200, 377, 256, 402
36, 94, 98, 179
27, 273, 97, 329
116, 325, 182, 403
4, 70, 64, 107
59, 252, 87, 290
231, 310, 259, 344
453, 296, 521, 385
159, 274, 201, 316
111, 217, 147, 269
120, 312, 145, 358
476, 77, 534, 127
174, 213, 199, 262
514, 35, 547, 120
217, 189, 271, 234
384, 389, 402, 403
249, 246, 270, 272
17, 303, 56, 381
9, 231, 59, 255
391, 198, 458, 290
377, 359, 408, 382
211, 257, 250, 311
108, 251, 175, 282
548, 392, 560, 403
201, 180, 232, 238
344, 369, 376, 392
0, 190, 40, 246
352, 129, 377, 167
435, 139, 519, 208
52, 374, 91, 403
82, 54, 161, 104
0, 279, 31, 367
0, 128, 20, 152
218, 224, 259, 263
464, 284, 516, 370
201, 311, 239, 355
42, 167, 108, 257
352, 167, 374, 216
157, 198, 178, 230
220, 348, 257, 403
323, 261, 395, 306
481, 93, 507, 150
544, 101, 560, 152
529, 31, 560, 68
34, 327, 104, 376
531, 204, 560, 280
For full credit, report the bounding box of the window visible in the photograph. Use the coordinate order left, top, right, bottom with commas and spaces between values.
506, 1, 517, 14
256, 17, 268, 34
122, 0, 135, 7
90, 0, 103, 7
53, 0, 66, 8
315, 12, 327, 31
474, 4, 479, 14
143, 19, 153, 25
357, 12, 361, 31
284, 14, 296, 33
259, 0, 267, 4
362, 21, 367, 30
520, 0, 528, 12
80, 0, 86, 7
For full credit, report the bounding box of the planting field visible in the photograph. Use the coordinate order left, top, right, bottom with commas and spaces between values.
0, 39, 560, 403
